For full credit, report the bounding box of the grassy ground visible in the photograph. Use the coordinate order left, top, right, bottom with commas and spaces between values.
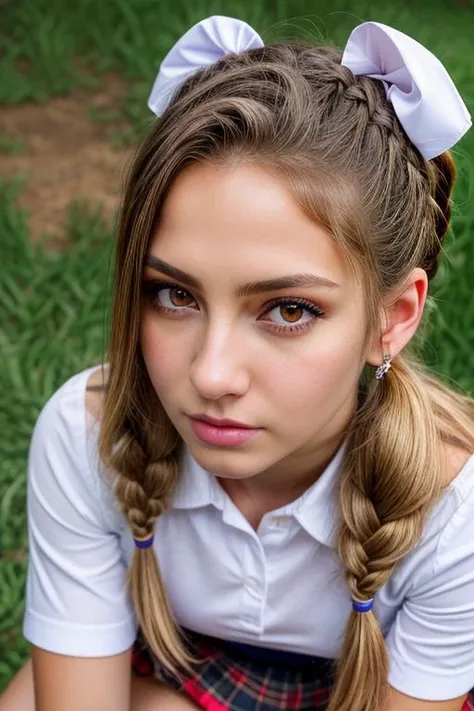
1, 0, 473, 692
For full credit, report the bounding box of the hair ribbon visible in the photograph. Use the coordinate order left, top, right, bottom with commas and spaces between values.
341, 22, 471, 159
148, 16, 263, 117
147, 15, 471, 160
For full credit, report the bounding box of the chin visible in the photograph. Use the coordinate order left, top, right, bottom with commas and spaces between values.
186, 441, 274, 479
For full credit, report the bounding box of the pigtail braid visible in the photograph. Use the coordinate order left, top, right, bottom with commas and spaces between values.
328, 355, 443, 711
108, 413, 196, 674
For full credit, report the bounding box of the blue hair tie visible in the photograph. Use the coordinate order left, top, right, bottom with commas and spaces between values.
134, 534, 154, 549
352, 597, 374, 613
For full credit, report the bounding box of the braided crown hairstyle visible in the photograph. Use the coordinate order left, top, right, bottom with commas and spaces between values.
96, 37, 474, 709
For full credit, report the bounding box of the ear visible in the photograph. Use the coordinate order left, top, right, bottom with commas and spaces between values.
366, 268, 429, 367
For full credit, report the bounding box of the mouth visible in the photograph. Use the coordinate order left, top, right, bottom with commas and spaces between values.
187, 413, 262, 447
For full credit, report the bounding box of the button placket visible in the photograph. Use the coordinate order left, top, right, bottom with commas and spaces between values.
239, 537, 266, 631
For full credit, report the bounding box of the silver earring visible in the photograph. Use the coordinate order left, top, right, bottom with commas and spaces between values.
375, 353, 392, 380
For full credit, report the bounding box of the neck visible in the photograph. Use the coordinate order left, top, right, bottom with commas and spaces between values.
217, 431, 347, 528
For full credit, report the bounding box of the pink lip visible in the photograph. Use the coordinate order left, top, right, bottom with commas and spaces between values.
188, 414, 261, 447
190, 413, 254, 428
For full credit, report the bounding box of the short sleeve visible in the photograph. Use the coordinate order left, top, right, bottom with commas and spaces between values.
23, 371, 138, 657
386, 461, 474, 700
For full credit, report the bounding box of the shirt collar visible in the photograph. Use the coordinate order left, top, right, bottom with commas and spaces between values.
171, 447, 225, 510
171, 438, 348, 548
292, 437, 348, 548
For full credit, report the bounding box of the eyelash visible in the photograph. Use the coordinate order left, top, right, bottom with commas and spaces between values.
141, 280, 325, 334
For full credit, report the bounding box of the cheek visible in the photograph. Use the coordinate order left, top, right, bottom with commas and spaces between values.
139, 316, 181, 391
264, 330, 363, 414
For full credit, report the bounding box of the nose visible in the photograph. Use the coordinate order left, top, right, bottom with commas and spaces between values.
189, 323, 250, 401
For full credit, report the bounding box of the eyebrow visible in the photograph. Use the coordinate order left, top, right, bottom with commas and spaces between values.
144, 254, 340, 296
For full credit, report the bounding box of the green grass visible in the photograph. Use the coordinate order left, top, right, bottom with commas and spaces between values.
1, 0, 474, 693
0, 182, 115, 687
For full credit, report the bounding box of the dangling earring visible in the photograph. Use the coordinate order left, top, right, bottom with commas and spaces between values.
375, 353, 392, 380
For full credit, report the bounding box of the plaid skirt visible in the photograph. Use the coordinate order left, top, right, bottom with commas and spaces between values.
131, 627, 474, 711
132, 627, 335, 710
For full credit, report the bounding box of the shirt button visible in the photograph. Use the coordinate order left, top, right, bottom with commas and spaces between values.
272, 515, 290, 527
245, 577, 259, 592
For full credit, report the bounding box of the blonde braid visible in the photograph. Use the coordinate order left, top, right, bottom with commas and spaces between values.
110, 423, 197, 674
328, 355, 443, 711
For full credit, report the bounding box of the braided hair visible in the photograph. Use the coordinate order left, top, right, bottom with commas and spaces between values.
97, 37, 474, 708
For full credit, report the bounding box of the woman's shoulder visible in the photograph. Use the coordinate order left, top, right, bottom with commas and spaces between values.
85, 363, 108, 421
29, 363, 121, 528
427, 441, 474, 571
35, 363, 110, 444
440, 441, 474, 488
438, 440, 474, 512
388, 442, 474, 600
31, 362, 107, 467
24, 365, 136, 659
37, 363, 106, 426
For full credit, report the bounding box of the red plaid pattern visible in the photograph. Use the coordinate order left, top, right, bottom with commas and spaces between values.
464, 694, 474, 711
131, 629, 474, 710
132, 628, 333, 710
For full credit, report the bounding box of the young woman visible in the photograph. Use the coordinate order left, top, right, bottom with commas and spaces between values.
2, 15, 474, 711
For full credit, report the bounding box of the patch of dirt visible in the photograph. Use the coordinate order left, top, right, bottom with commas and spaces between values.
0, 74, 134, 245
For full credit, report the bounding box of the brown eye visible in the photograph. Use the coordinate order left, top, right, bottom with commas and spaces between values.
168, 287, 194, 307
279, 304, 303, 323
141, 282, 198, 312
260, 298, 324, 332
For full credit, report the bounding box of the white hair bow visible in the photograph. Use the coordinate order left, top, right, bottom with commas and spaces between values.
148, 16, 263, 117
341, 22, 471, 159
148, 16, 471, 160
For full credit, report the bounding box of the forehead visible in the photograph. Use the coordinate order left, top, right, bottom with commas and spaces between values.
148, 161, 351, 287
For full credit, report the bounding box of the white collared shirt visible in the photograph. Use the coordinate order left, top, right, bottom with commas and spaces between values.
24, 366, 474, 701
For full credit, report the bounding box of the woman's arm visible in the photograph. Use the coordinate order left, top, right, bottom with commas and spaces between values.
384, 686, 468, 711
22, 373, 137, 672
31, 646, 132, 711
382, 450, 474, 704
0, 655, 200, 711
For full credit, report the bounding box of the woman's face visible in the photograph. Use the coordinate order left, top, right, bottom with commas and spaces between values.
140, 161, 368, 481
